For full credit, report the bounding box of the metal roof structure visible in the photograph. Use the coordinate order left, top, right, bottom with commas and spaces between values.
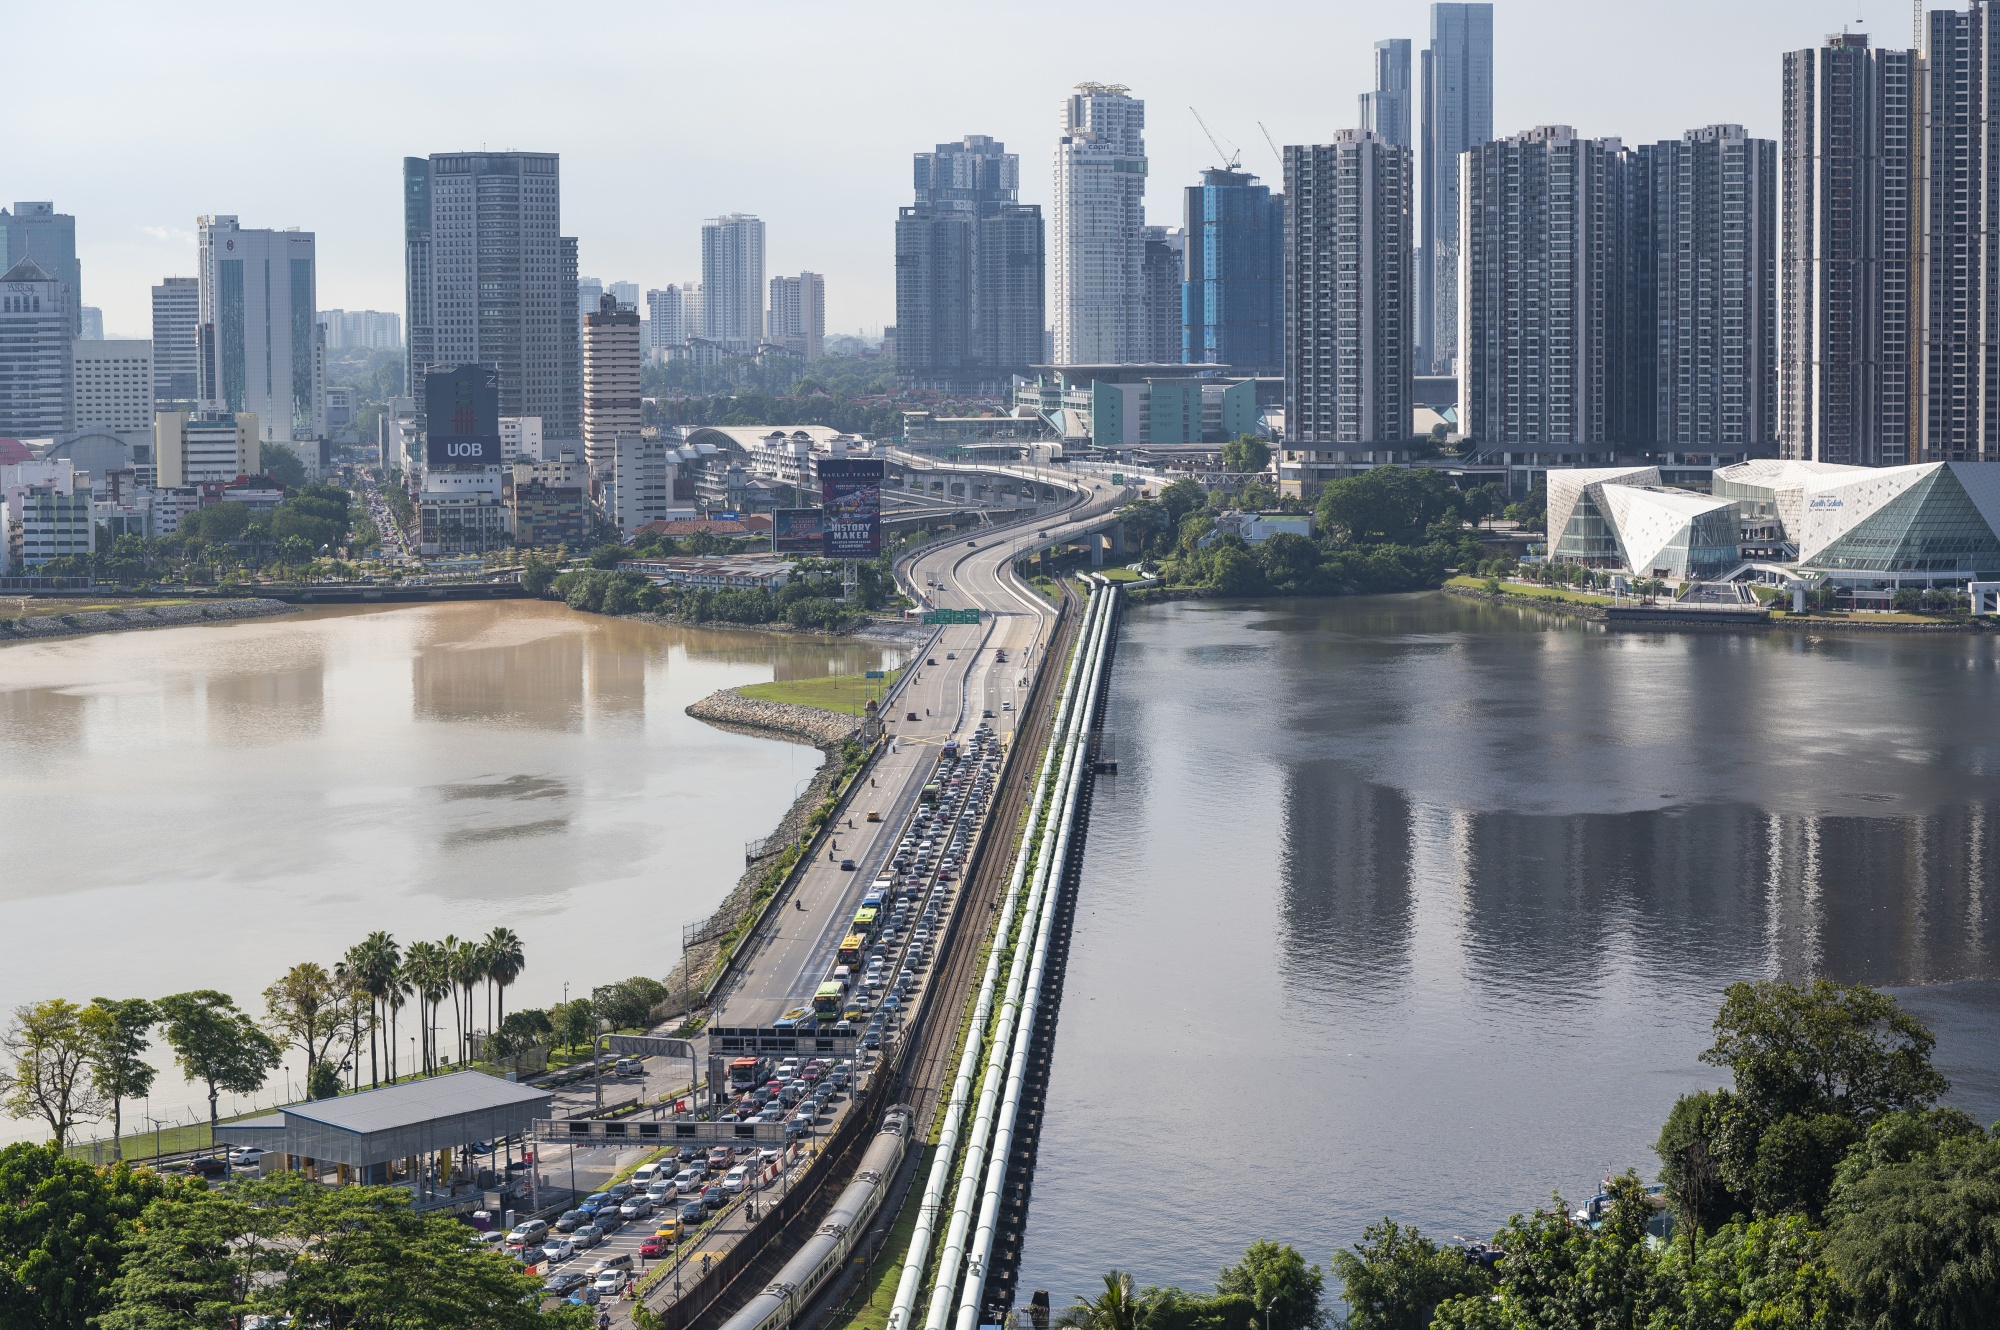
215, 1072, 553, 1167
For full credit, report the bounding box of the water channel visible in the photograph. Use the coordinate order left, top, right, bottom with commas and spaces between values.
0, 601, 897, 1144
1017, 593, 2000, 1306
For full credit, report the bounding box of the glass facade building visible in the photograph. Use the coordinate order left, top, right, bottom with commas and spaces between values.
1182, 169, 1284, 375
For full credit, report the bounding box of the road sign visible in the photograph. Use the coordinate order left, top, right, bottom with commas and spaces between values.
922, 608, 981, 625
534, 1118, 789, 1146
865, 670, 885, 679
1111, 473, 1124, 485
605, 1035, 697, 1059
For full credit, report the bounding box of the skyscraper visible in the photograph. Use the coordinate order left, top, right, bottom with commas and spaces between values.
701, 214, 766, 352
1052, 84, 1147, 364
403, 152, 580, 439
1360, 39, 1414, 149
1779, 34, 1917, 466
196, 215, 324, 444
768, 273, 826, 360
1924, 7, 1997, 462
1184, 168, 1285, 374
646, 286, 686, 352
1420, 3, 1493, 375
1640, 124, 1778, 450
1459, 126, 1642, 451
1140, 226, 1185, 363
151, 276, 200, 410
1284, 132, 1412, 455
894, 135, 1045, 388
0, 259, 75, 438
582, 293, 642, 482
1, 203, 81, 336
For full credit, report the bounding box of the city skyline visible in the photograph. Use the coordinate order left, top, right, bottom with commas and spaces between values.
10, 0, 1928, 340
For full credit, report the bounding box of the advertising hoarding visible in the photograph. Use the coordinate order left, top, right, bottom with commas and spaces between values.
772, 508, 824, 553
819, 458, 883, 558
423, 365, 502, 467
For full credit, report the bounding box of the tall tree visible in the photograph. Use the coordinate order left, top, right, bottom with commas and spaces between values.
1331, 1221, 1492, 1330
79, 998, 157, 1161
0, 999, 106, 1147
1702, 979, 1948, 1125
1055, 1271, 1155, 1330
154, 991, 283, 1135
1215, 1241, 1324, 1330
351, 932, 401, 1088
261, 963, 346, 1089
484, 926, 526, 1032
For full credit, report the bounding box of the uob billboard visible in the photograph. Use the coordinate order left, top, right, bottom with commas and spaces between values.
424, 365, 502, 466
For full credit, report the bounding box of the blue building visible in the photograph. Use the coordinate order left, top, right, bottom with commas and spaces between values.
1181, 168, 1284, 376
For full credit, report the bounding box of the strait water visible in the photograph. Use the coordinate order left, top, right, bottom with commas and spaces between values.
1017, 593, 2000, 1305
0, 601, 895, 1143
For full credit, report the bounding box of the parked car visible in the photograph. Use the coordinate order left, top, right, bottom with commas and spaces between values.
226, 1148, 264, 1168
506, 1220, 550, 1249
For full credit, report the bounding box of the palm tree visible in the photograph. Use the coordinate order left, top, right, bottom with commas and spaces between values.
1054, 1273, 1155, 1330
444, 936, 485, 1065
401, 942, 449, 1075
333, 953, 368, 1092
484, 927, 526, 1032
353, 931, 400, 1088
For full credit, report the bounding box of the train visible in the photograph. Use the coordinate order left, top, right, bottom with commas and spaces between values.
712, 1105, 915, 1330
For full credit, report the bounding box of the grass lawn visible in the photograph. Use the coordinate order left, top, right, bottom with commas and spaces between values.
738, 669, 904, 713
5, 597, 203, 620
1770, 609, 1962, 625
1097, 567, 1145, 583
1445, 574, 1612, 606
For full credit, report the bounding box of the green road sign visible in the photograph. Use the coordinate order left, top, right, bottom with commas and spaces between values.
1111, 472, 1125, 485
922, 608, 981, 625
865, 670, 885, 679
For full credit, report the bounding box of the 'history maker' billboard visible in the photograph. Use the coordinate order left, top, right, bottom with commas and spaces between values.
819, 458, 883, 557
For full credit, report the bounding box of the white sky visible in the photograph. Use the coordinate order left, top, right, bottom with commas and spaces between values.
14, 0, 1918, 340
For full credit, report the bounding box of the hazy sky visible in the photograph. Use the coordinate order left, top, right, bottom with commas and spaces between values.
15, 0, 1919, 339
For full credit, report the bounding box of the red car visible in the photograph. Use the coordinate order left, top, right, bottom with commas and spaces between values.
641, 1234, 674, 1258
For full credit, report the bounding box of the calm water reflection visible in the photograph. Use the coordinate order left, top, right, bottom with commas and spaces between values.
0, 601, 895, 1139
1018, 594, 2000, 1304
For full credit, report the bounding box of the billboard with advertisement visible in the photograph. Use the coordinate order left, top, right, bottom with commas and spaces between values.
819, 458, 883, 558
772, 508, 824, 553
423, 365, 502, 467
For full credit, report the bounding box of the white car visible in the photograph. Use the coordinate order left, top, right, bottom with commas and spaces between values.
541, 1237, 575, 1263
723, 1165, 750, 1194
592, 1270, 628, 1296
647, 1179, 679, 1203
226, 1147, 264, 1167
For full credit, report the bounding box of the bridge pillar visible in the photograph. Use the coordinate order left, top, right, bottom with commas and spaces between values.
1110, 523, 1126, 557
1090, 534, 1105, 566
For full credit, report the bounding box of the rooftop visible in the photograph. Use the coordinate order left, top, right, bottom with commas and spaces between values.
282, 1071, 550, 1136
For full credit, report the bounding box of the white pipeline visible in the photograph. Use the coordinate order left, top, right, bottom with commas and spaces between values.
921, 585, 1113, 1330
884, 587, 1104, 1330
954, 587, 1116, 1330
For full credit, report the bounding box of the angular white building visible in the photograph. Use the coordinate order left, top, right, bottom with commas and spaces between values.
1713, 458, 2000, 585
1052, 83, 1147, 364
1545, 466, 1740, 580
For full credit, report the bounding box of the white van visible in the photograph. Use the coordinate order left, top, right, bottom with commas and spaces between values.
631, 1161, 666, 1186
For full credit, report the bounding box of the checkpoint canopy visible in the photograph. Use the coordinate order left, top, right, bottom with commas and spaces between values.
216, 1071, 553, 1168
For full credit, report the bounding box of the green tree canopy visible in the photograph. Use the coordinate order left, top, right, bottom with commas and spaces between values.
0, 1143, 181, 1330
1158, 477, 1207, 528
1316, 466, 1465, 546
1702, 980, 1948, 1126
80, 998, 157, 1161
1222, 435, 1272, 475
1826, 1119, 2000, 1330
0, 999, 106, 1147
1330, 1220, 1492, 1330
1214, 1240, 1323, 1330
155, 990, 283, 1132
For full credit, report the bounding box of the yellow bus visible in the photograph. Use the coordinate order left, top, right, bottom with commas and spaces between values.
838, 933, 865, 966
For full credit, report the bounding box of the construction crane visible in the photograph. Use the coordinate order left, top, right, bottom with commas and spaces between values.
1259, 122, 1283, 172
1188, 107, 1241, 171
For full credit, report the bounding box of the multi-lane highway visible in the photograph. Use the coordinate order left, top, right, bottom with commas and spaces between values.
707, 473, 1130, 1033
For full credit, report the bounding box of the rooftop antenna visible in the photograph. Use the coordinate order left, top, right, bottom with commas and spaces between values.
1188, 107, 1241, 171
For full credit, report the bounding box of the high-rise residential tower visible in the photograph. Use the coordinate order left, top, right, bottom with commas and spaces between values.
1052, 84, 1147, 364
0, 259, 75, 438
1924, 7, 2000, 461
768, 273, 826, 360
894, 135, 1045, 388
646, 286, 686, 353
1459, 126, 1644, 452
196, 215, 324, 444
403, 152, 580, 439
1284, 132, 1413, 456
701, 214, 766, 352
1779, 34, 1917, 466
1639, 124, 1778, 451
151, 276, 200, 410
1184, 168, 1285, 374
582, 293, 642, 481
1360, 39, 1414, 149
1, 203, 81, 337
1140, 226, 1186, 363
1420, 3, 1493, 374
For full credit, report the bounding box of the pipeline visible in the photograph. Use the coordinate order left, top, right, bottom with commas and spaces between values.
883, 586, 1106, 1330
918, 584, 1117, 1330
955, 587, 1116, 1330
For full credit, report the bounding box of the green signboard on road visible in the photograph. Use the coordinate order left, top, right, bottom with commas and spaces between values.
865, 670, 885, 679
1111, 473, 1124, 485
923, 608, 981, 625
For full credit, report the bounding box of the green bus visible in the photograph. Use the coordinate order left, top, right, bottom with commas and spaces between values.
852, 907, 879, 938
813, 981, 844, 1021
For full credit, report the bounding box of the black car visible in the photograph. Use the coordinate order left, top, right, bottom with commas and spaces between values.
553, 1209, 587, 1233
543, 1271, 587, 1295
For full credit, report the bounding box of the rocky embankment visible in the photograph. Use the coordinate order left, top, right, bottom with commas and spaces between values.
0, 597, 296, 642
683, 691, 860, 746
